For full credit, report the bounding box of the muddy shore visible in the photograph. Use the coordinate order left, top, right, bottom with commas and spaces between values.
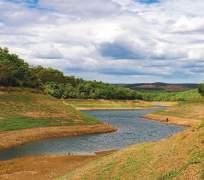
0, 123, 116, 150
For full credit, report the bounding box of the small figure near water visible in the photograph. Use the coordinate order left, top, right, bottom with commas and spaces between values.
166, 118, 169, 122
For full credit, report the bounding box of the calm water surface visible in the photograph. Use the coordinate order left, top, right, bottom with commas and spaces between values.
0, 109, 185, 160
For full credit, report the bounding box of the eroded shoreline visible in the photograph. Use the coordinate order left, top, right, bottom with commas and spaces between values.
145, 113, 201, 127
0, 123, 116, 150
0, 151, 115, 180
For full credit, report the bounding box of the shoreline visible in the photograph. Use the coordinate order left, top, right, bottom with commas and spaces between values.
77, 107, 154, 110
0, 106, 191, 151
0, 150, 116, 180
73, 101, 177, 111
0, 107, 201, 179
144, 114, 201, 127
0, 106, 194, 151
0, 123, 117, 150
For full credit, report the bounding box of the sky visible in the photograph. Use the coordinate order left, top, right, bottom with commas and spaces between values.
0, 0, 204, 83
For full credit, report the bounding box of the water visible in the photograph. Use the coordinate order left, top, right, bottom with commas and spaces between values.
0, 109, 185, 160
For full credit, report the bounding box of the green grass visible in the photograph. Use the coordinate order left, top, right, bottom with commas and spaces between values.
139, 89, 203, 102
0, 89, 100, 132
0, 117, 54, 131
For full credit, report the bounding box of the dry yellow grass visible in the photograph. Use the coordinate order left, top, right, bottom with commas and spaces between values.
60, 128, 204, 180
0, 154, 108, 180
59, 102, 204, 180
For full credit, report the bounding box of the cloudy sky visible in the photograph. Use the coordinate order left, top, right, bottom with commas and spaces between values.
1, 0, 204, 83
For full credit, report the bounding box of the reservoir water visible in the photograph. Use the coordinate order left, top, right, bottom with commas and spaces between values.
0, 109, 185, 160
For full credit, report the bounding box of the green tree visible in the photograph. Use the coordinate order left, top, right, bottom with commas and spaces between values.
0, 47, 142, 100
44, 82, 64, 98
31, 66, 65, 84
0, 47, 40, 87
198, 83, 204, 96
62, 83, 77, 98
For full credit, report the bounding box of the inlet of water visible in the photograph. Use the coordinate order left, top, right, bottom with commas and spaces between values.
0, 109, 185, 160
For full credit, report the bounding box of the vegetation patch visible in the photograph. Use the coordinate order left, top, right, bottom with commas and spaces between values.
0, 47, 142, 100
0, 90, 101, 132
138, 89, 203, 102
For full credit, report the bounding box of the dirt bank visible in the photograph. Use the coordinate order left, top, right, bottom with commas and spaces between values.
0, 124, 116, 150
0, 151, 115, 180
145, 114, 201, 127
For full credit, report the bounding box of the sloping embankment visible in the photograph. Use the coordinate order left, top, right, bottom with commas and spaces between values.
0, 124, 116, 150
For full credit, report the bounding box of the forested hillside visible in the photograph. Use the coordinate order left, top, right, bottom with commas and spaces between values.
0, 47, 141, 100
1, 47, 204, 101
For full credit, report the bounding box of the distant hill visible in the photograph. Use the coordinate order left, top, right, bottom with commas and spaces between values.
118, 82, 198, 92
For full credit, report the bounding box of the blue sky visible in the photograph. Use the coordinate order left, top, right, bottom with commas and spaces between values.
139, 0, 159, 3
6, 0, 38, 6
6, 0, 159, 6
7, 0, 38, 4
1, 0, 204, 83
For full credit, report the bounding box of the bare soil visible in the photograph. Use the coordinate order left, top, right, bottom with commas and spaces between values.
0, 152, 114, 180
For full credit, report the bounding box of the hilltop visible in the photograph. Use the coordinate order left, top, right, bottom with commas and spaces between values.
120, 82, 198, 92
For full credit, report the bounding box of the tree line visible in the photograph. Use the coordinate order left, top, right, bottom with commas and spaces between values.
1, 47, 204, 100
0, 47, 142, 100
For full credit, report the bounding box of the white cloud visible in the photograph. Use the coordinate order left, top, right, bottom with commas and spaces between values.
0, 0, 204, 83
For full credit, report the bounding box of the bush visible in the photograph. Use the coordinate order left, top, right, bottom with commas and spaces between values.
198, 84, 204, 96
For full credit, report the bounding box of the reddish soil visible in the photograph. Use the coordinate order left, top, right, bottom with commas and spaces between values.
0, 153, 112, 180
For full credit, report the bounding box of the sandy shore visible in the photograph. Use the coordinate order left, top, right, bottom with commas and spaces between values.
0, 151, 115, 180
145, 114, 201, 127
0, 123, 116, 150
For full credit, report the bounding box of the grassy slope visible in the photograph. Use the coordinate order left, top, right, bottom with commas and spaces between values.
155, 102, 204, 120
60, 102, 204, 180
139, 89, 203, 101
0, 89, 100, 132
